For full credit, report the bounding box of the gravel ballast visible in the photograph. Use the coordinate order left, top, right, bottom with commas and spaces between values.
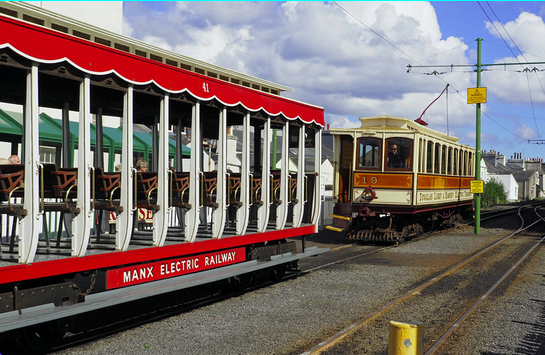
45, 228, 545, 355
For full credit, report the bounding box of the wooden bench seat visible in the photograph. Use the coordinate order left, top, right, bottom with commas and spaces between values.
201, 171, 218, 208
0, 164, 26, 216
251, 174, 263, 205
289, 173, 299, 204
136, 172, 159, 212
171, 172, 191, 209
94, 167, 122, 212
228, 173, 242, 207
41, 164, 79, 214
271, 171, 282, 205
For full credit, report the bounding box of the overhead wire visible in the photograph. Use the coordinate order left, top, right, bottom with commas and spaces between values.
332, 1, 459, 130
481, 1, 542, 140
332, 1, 540, 144
331, 2, 457, 89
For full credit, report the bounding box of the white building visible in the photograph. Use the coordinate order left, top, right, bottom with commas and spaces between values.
24, 1, 123, 34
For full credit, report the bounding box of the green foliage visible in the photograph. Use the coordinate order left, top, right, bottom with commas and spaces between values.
482, 178, 508, 207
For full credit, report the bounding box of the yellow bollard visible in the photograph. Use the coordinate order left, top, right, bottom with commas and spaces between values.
388, 320, 424, 355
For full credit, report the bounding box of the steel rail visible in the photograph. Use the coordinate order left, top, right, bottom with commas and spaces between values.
300, 205, 540, 355
425, 206, 545, 354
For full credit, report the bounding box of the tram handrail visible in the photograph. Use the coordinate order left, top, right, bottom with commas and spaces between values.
90, 166, 95, 213
227, 172, 231, 205
250, 174, 254, 204
38, 163, 44, 214
168, 169, 173, 209
269, 173, 275, 206
132, 168, 138, 212
288, 174, 293, 203
305, 174, 309, 203
199, 171, 204, 207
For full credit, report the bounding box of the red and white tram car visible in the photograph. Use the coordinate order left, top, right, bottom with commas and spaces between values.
0, 3, 325, 348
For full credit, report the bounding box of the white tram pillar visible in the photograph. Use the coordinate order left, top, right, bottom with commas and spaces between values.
19, 64, 41, 264
72, 76, 93, 257
211, 108, 227, 238
153, 94, 170, 247
310, 128, 322, 230
292, 125, 306, 228
185, 101, 201, 242
276, 121, 289, 230
117, 85, 135, 251
235, 113, 251, 235
257, 117, 271, 233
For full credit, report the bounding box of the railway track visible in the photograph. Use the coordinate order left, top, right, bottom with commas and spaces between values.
4, 203, 540, 354
300, 204, 545, 354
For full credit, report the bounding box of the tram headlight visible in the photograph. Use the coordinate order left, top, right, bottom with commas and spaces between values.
362, 188, 375, 201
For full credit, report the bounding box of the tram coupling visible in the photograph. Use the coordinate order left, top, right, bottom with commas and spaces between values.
0, 282, 80, 315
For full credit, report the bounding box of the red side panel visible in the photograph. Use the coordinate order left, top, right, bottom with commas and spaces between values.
0, 225, 317, 284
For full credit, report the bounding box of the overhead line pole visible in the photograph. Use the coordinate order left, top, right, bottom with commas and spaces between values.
475, 38, 482, 235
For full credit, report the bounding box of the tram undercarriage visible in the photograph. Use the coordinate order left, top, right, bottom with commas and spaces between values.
333, 204, 471, 243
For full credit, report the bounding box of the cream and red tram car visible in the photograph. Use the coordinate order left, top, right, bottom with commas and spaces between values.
328, 115, 475, 242
0, 3, 326, 349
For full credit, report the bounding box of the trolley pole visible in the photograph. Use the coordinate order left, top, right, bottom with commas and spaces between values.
475, 38, 482, 235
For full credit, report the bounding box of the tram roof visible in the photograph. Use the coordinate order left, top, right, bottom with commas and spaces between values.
329, 115, 467, 145
0, 6, 325, 128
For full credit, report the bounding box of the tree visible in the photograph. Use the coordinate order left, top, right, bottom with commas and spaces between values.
483, 178, 508, 207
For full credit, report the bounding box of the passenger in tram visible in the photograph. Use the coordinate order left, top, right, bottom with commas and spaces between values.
136, 159, 148, 172
387, 144, 406, 168
8, 155, 20, 164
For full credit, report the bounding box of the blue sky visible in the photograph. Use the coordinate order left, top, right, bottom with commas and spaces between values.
122, 1, 545, 161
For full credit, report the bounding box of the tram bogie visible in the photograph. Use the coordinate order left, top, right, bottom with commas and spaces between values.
327, 115, 475, 242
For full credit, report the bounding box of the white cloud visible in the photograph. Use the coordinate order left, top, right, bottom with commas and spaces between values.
485, 12, 545, 104
487, 12, 545, 57
516, 124, 538, 140
326, 114, 360, 129
121, 1, 542, 157
141, 35, 173, 52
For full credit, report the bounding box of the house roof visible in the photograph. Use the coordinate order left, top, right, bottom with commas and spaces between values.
484, 161, 512, 174
511, 170, 537, 182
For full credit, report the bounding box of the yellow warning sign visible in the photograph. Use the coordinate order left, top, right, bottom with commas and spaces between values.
470, 180, 484, 194
467, 87, 487, 104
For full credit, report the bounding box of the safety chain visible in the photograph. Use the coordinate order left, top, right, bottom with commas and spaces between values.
79, 271, 97, 297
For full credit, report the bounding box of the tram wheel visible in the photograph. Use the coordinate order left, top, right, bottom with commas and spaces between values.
270, 263, 287, 281
17, 322, 67, 353
228, 273, 254, 293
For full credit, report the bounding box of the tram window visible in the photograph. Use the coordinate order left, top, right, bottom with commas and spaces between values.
39, 146, 56, 163
385, 138, 412, 170
357, 137, 381, 170
440, 146, 446, 174
461, 151, 467, 176
419, 139, 424, 173
468, 152, 474, 175
427, 141, 433, 173
435, 143, 441, 174
453, 149, 458, 175
462, 152, 468, 176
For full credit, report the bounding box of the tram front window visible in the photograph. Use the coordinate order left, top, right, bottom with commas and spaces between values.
385, 138, 412, 170
357, 137, 381, 170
